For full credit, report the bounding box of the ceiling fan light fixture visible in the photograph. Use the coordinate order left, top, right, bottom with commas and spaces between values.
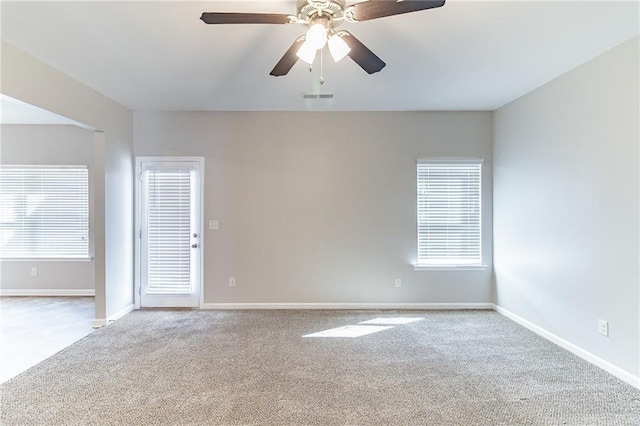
202, 0, 446, 77
296, 40, 317, 64
328, 33, 351, 62
305, 23, 328, 50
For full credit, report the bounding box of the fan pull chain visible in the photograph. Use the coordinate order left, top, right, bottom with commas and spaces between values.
319, 47, 325, 85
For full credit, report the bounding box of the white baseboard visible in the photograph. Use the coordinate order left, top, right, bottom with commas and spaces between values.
493, 304, 640, 389
202, 302, 494, 310
0, 289, 95, 297
108, 303, 134, 322
93, 304, 134, 328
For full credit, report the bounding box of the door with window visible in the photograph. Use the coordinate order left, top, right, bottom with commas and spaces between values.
139, 159, 202, 307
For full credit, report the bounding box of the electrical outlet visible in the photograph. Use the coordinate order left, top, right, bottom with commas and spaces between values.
209, 220, 219, 230
394, 278, 402, 288
228, 277, 236, 287
31, 267, 38, 277
598, 319, 609, 337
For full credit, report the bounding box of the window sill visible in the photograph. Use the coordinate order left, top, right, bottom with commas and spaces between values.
413, 264, 489, 271
1, 257, 94, 262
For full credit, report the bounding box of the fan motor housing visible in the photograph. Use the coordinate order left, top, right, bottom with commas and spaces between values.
297, 0, 347, 22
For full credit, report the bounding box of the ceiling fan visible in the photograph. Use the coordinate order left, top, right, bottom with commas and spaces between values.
200, 0, 445, 78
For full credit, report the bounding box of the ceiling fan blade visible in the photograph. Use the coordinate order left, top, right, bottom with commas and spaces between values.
270, 38, 305, 77
348, 0, 445, 22
200, 12, 291, 25
341, 32, 386, 74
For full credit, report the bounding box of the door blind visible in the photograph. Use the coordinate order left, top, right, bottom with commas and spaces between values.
146, 169, 192, 294
417, 162, 481, 265
0, 166, 89, 258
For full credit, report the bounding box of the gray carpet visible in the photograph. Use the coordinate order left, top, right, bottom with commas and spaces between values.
1, 310, 639, 425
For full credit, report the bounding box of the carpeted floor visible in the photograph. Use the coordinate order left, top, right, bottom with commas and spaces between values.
1, 310, 639, 425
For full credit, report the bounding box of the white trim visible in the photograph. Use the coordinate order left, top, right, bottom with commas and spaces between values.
0, 289, 95, 296
108, 303, 134, 322
197, 160, 205, 309
93, 303, 134, 329
414, 265, 489, 271
136, 157, 206, 162
1, 257, 94, 262
134, 157, 142, 309
202, 303, 494, 310
493, 304, 640, 389
417, 157, 484, 164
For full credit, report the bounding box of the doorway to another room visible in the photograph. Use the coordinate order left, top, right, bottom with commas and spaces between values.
0, 297, 94, 383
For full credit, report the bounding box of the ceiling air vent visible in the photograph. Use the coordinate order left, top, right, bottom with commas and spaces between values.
302, 93, 334, 99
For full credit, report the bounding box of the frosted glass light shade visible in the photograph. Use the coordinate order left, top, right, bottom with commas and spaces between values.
306, 24, 327, 50
328, 34, 351, 62
296, 40, 317, 64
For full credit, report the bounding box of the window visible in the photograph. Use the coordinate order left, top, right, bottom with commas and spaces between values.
417, 159, 482, 267
0, 166, 89, 258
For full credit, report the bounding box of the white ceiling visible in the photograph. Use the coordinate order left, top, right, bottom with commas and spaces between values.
1, 0, 638, 112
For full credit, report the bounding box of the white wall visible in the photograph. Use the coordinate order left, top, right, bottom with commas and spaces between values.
1, 42, 134, 322
135, 111, 493, 305
0, 125, 95, 293
493, 37, 639, 379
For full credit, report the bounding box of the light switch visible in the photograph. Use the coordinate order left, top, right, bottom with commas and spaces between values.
209, 220, 219, 230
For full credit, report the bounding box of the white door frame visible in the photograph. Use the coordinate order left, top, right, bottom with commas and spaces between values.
134, 156, 205, 309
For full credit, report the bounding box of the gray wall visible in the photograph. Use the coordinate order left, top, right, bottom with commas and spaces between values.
0, 124, 95, 292
135, 111, 493, 305
2, 42, 134, 322
493, 37, 639, 377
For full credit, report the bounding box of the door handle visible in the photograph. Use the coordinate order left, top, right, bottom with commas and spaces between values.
191, 243, 198, 249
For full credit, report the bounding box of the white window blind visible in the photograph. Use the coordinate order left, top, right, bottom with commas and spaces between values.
146, 169, 192, 294
0, 166, 89, 258
417, 161, 481, 266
